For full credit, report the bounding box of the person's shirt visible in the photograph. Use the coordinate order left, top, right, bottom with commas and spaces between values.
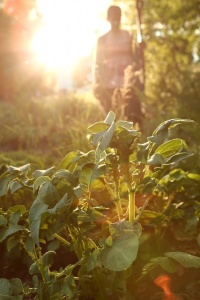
95, 29, 133, 89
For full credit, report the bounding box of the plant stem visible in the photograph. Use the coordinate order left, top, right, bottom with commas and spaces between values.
113, 168, 123, 220
57, 257, 85, 278
34, 247, 46, 283
129, 190, 135, 222
126, 164, 135, 222
53, 233, 70, 246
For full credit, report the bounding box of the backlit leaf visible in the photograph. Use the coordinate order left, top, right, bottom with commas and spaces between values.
88, 122, 109, 133
100, 233, 139, 271
153, 119, 194, 135
155, 139, 186, 157
0, 225, 24, 242
33, 176, 51, 193
32, 166, 55, 179
165, 251, 200, 268
7, 164, 30, 174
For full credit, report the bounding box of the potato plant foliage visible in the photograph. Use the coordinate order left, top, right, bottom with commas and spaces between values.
0, 112, 200, 300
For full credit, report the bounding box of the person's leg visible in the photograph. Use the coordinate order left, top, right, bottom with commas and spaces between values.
94, 85, 114, 113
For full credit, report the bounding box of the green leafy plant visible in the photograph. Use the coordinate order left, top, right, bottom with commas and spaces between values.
0, 112, 199, 299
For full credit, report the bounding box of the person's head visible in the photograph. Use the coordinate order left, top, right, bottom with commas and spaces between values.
107, 5, 121, 29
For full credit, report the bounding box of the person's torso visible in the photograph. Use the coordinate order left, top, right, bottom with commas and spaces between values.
101, 30, 133, 88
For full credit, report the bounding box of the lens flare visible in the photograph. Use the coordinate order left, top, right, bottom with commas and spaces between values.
154, 275, 178, 300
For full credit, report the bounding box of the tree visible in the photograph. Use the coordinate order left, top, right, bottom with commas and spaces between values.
0, 0, 43, 101
143, 0, 200, 115
115, 0, 200, 134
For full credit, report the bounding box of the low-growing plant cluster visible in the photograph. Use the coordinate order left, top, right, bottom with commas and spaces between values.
0, 112, 200, 299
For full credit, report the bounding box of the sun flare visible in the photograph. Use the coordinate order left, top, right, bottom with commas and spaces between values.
32, 0, 112, 71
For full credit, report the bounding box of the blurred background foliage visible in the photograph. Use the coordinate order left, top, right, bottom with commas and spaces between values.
0, 0, 200, 167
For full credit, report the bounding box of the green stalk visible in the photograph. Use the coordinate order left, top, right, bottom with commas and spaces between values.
57, 258, 85, 278
126, 164, 135, 222
129, 189, 136, 222
113, 168, 123, 220
34, 247, 46, 283
53, 233, 70, 246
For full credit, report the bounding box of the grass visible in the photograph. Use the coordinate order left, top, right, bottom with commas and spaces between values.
0, 91, 104, 167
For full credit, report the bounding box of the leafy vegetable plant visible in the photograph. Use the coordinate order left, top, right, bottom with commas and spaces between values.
0, 112, 199, 299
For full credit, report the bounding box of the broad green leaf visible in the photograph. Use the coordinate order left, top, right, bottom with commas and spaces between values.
29, 201, 48, 245
32, 166, 55, 179
8, 205, 26, 216
9, 181, 23, 194
29, 201, 48, 223
148, 129, 168, 145
36, 181, 59, 207
0, 277, 23, 298
33, 176, 51, 193
7, 236, 20, 252
98, 122, 115, 152
0, 277, 23, 299
87, 249, 100, 272
24, 237, 35, 253
188, 173, 200, 181
166, 152, 194, 165
96, 122, 115, 162
147, 153, 165, 165
104, 111, 116, 125
0, 215, 7, 226
90, 179, 105, 192
149, 119, 194, 146
30, 219, 43, 246
0, 279, 11, 295
153, 119, 194, 135
142, 262, 155, 273
165, 252, 200, 268
53, 170, 78, 186
59, 274, 75, 299
100, 233, 139, 271
88, 122, 109, 133
0, 174, 17, 197
151, 257, 178, 273
117, 127, 140, 141
29, 262, 40, 275
80, 163, 106, 191
155, 139, 186, 158
10, 278, 23, 294
166, 168, 186, 180
60, 151, 78, 169
0, 225, 24, 242
91, 130, 107, 146
42, 251, 56, 267
49, 193, 73, 214
7, 164, 30, 175
116, 120, 133, 129
105, 236, 113, 246
137, 142, 150, 162
9, 211, 21, 226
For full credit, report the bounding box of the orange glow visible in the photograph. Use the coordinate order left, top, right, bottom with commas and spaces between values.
154, 275, 177, 300
32, 0, 112, 70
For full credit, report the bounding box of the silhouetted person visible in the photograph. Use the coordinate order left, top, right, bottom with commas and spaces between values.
94, 5, 143, 125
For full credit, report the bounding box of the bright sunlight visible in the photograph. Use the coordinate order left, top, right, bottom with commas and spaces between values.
32, 0, 112, 71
